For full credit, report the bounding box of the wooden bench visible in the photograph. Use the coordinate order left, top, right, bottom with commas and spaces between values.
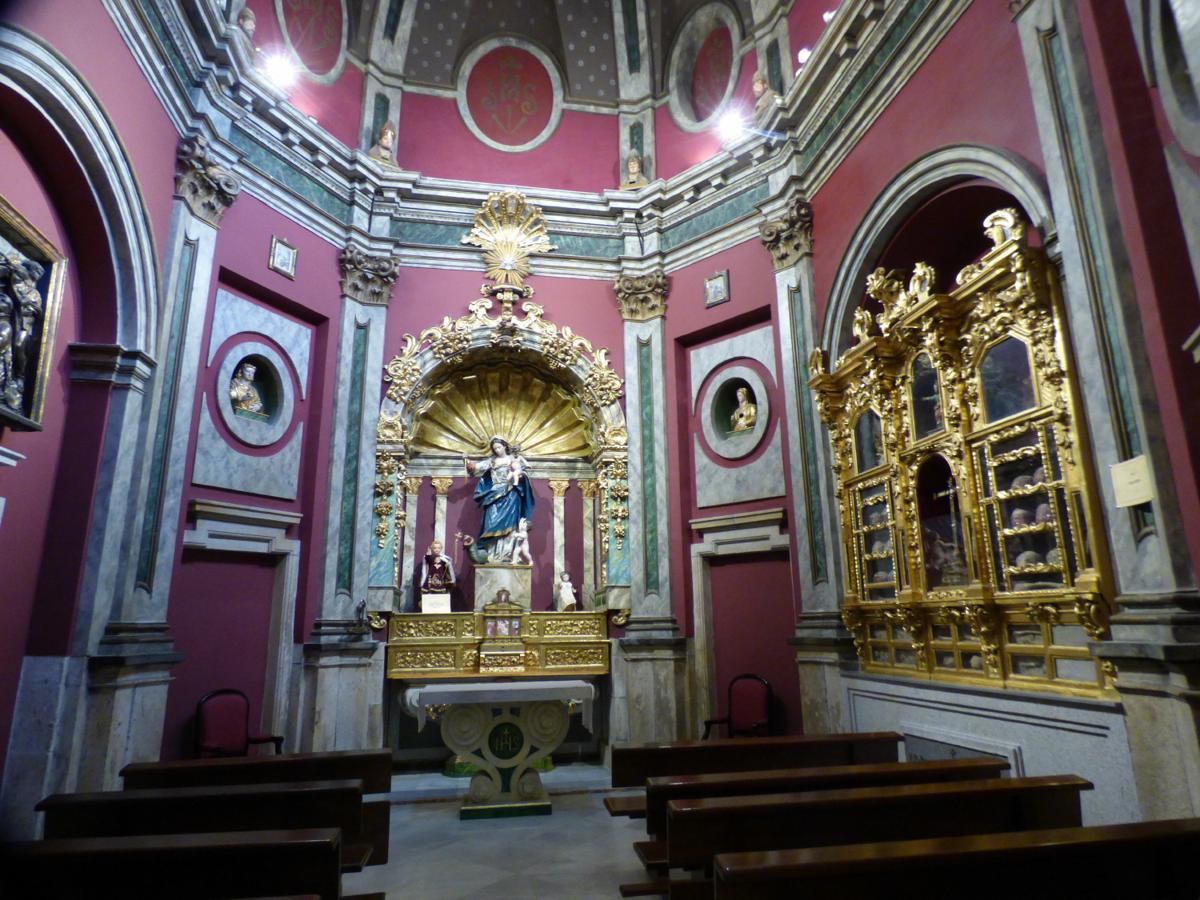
712, 817, 1200, 899
120, 749, 393, 794
604, 794, 648, 818
0, 828, 384, 900
610, 731, 902, 788
36, 779, 386, 871
643, 756, 1010, 839
655, 774, 1091, 898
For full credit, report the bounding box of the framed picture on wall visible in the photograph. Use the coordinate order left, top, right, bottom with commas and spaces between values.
0, 193, 67, 431
268, 236, 297, 279
705, 270, 729, 307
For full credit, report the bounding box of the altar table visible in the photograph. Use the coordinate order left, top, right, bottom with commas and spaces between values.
403, 680, 595, 818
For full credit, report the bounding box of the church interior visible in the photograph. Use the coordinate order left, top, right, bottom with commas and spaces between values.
2, 0, 1200, 895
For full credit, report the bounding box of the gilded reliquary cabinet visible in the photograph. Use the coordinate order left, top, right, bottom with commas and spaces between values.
810, 210, 1114, 695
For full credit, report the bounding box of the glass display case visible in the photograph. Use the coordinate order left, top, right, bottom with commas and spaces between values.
810, 209, 1113, 695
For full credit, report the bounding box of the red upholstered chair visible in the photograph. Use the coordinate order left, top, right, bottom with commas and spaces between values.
702, 673, 773, 739
194, 688, 284, 758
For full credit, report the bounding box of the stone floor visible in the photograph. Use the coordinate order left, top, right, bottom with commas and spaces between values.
342, 763, 649, 900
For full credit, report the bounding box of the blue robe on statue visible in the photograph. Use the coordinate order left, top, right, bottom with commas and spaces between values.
473, 462, 535, 554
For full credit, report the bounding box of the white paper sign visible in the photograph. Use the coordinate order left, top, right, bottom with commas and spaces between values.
1110, 454, 1155, 508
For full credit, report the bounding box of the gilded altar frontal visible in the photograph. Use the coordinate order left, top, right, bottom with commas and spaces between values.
3, 0, 1200, 874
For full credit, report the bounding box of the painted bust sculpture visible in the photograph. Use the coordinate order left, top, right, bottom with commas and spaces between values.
368, 121, 397, 166
729, 386, 757, 432
462, 436, 535, 564
752, 71, 781, 124
229, 361, 265, 417
622, 150, 649, 189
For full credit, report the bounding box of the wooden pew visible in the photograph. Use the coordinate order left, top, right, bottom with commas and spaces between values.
120, 748, 393, 794
661, 774, 1091, 898
36, 779, 382, 871
604, 794, 648, 819
0, 828, 384, 900
712, 818, 1200, 900
610, 731, 902, 788
643, 756, 1010, 840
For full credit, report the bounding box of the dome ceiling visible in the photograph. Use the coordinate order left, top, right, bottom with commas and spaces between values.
354, 0, 761, 105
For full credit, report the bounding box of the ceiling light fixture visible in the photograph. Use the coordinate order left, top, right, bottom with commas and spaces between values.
262, 51, 298, 90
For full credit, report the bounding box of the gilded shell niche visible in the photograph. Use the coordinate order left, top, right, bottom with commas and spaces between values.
410, 363, 594, 458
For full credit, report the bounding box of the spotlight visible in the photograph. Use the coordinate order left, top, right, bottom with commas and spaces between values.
717, 111, 745, 142
822, 8, 837, 24
262, 51, 298, 90
796, 47, 812, 66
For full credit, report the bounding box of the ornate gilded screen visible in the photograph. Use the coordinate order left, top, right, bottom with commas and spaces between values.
811, 210, 1113, 695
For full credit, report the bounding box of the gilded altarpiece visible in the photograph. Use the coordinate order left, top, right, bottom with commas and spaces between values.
0, 194, 67, 431
811, 210, 1114, 695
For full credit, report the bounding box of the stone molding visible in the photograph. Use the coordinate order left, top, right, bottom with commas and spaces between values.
614, 269, 669, 321
759, 196, 813, 270
175, 134, 242, 227
339, 245, 400, 306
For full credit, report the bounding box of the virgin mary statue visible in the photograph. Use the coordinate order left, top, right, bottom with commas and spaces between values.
463, 436, 535, 563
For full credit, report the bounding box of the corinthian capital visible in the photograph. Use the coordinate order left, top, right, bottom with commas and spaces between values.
613, 269, 668, 322
759, 196, 813, 270
175, 135, 242, 227
339, 245, 400, 306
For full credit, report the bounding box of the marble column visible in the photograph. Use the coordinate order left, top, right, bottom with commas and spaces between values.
430, 477, 452, 547
612, 269, 687, 742
0, 136, 239, 833
1013, 0, 1200, 819
611, 0, 655, 184
580, 480, 599, 609
301, 245, 398, 752
758, 189, 853, 733
549, 480, 570, 589
399, 476, 422, 612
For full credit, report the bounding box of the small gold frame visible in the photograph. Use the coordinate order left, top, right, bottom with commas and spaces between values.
704, 270, 729, 307
0, 192, 67, 430
268, 235, 297, 279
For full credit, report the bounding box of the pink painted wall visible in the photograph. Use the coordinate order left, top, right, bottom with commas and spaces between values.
0, 127, 83, 777
654, 52, 757, 181
243, 0, 366, 148
787, 1, 833, 62
161, 550, 279, 759
708, 552, 803, 734
809, 0, 1044, 318
397, 93, 620, 192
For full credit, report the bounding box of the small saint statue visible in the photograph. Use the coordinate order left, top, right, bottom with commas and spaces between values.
622, 150, 650, 189
420, 539, 456, 593
729, 386, 757, 433
368, 121, 397, 166
752, 71, 781, 125
229, 361, 266, 418
510, 517, 533, 566
556, 572, 577, 612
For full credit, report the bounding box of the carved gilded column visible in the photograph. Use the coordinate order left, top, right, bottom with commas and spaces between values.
614, 268, 687, 742
580, 480, 599, 608
549, 479, 570, 595
430, 476, 453, 548
302, 243, 398, 753
759, 188, 849, 734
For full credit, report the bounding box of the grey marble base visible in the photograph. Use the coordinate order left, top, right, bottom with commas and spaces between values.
474, 564, 533, 609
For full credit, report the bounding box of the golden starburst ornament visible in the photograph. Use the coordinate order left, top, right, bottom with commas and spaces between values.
461, 191, 556, 288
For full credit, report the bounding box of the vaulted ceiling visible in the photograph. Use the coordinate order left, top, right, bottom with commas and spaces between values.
349, 0, 765, 105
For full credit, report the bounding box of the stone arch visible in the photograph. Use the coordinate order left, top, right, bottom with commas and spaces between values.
0, 25, 160, 351
822, 144, 1052, 361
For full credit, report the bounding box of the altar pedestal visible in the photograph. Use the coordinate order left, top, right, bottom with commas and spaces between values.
404, 680, 594, 819
474, 563, 532, 609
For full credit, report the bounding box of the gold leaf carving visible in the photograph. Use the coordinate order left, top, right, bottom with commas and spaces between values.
460, 191, 556, 288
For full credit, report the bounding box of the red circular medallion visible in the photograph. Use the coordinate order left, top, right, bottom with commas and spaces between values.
691, 26, 733, 121
278, 0, 345, 78
465, 46, 555, 147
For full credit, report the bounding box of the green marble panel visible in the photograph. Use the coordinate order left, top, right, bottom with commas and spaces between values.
548, 232, 623, 259
389, 220, 466, 246
139, 0, 189, 85
661, 182, 771, 251
638, 339, 659, 591
230, 125, 352, 222
789, 285, 828, 583
336, 324, 368, 593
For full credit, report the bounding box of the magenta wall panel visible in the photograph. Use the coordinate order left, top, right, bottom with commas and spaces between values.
161, 550, 279, 760
708, 551, 802, 734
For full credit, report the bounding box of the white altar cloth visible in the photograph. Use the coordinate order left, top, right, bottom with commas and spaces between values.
403, 679, 596, 731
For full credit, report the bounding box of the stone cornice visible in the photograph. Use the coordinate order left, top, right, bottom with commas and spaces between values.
339, 246, 400, 306
174, 134, 242, 227
614, 269, 669, 322
111, 0, 969, 274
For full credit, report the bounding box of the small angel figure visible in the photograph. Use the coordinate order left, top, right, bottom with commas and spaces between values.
556, 571, 578, 612
510, 517, 532, 565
